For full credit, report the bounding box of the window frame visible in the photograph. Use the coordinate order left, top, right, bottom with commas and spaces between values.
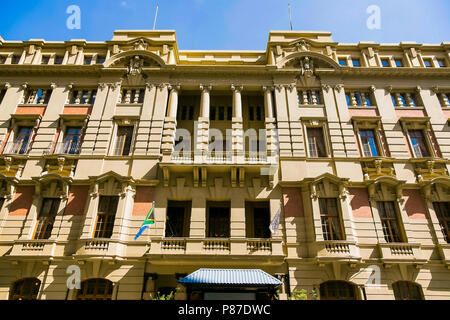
33, 197, 61, 240
77, 279, 114, 300
93, 196, 119, 239
9, 278, 41, 301
165, 201, 192, 238
352, 118, 386, 158
302, 119, 330, 158
112, 124, 135, 156
320, 281, 357, 300
392, 281, 424, 300
433, 202, 450, 243
206, 201, 231, 238
319, 198, 345, 241
377, 201, 404, 243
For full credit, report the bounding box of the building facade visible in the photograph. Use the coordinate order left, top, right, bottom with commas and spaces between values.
0, 30, 449, 300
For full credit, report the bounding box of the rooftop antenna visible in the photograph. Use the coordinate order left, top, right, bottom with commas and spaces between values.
153, 5, 159, 30
288, 4, 293, 31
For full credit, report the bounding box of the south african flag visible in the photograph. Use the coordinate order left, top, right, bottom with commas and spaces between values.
134, 201, 155, 240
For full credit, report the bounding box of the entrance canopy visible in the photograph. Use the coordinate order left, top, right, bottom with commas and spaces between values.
179, 269, 282, 288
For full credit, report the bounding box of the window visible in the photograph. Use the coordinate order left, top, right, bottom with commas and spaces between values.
60, 127, 82, 154
352, 59, 361, 67
438, 93, 449, 108
394, 59, 404, 67
113, 126, 134, 156
25, 89, 52, 104
320, 281, 357, 300
338, 58, 347, 66
33, 198, 61, 240
437, 59, 446, 67
0, 56, 6, 64
377, 201, 402, 243
96, 56, 106, 64
381, 59, 390, 67
84, 56, 92, 65
207, 202, 230, 238
70, 89, 97, 104
210, 105, 231, 121
41, 56, 50, 65
94, 196, 119, 239
165, 201, 191, 238
54, 56, 64, 65
393, 282, 424, 300
77, 279, 113, 300
10, 278, 41, 300
11, 55, 20, 64
359, 130, 379, 157
346, 91, 372, 107
10, 127, 33, 154
423, 58, 433, 68
307, 127, 327, 158
433, 202, 450, 243
0, 89, 6, 104
178, 105, 194, 121
409, 130, 430, 158
319, 198, 343, 241
246, 202, 271, 239
298, 90, 321, 105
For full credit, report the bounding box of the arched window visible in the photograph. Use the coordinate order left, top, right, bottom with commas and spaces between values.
10, 278, 41, 300
393, 281, 424, 300
77, 279, 114, 300
320, 281, 358, 300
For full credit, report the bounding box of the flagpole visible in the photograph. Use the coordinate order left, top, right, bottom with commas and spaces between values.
153, 5, 159, 30
288, 4, 293, 31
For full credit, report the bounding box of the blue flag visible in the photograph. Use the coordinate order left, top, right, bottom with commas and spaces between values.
134, 201, 155, 241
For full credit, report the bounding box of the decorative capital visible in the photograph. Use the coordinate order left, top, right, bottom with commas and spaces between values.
262, 86, 274, 93
50, 83, 57, 90
200, 84, 212, 92
285, 84, 296, 92
145, 82, 154, 90
21, 82, 28, 90
4, 82, 11, 89
168, 84, 181, 92
415, 85, 422, 94
66, 83, 74, 91
370, 85, 377, 93
98, 83, 107, 90
385, 85, 393, 94
231, 84, 243, 93
274, 84, 284, 92
432, 85, 439, 94
334, 84, 344, 93
321, 84, 331, 93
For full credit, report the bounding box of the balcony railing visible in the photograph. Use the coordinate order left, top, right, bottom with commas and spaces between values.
2, 141, 32, 155
205, 151, 233, 163
162, 238, 187, 251
313, 240, 361, 263
378, 242, 426, 265
245, 152, 268, 163
203, 238, 230, 251
247, 239, 272, 253
171, 151, 194, 163
45, 141, 82, 155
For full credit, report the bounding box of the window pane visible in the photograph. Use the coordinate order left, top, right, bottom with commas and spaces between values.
409, 130, 430, 158
307, 128, 326, 158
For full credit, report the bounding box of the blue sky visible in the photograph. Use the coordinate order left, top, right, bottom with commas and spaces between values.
0, 0, 449, 50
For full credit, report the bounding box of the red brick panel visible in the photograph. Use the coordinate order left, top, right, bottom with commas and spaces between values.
349, 188, 372, 218
65, 186, 89, 216
283, 187, 304, 218
133, 187, 155, 216
15, 106, 46, 115
63, 106, 93, 115
403, 189, 427, 220
9, 187, 34, 216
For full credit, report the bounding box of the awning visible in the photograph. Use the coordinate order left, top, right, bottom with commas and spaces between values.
178, 269, 282, 288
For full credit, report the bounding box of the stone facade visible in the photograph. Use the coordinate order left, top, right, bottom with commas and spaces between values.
0, 30, 449, 300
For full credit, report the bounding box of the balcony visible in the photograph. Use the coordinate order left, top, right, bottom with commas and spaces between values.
44, 141, 82, 156
378, 242, 427, 266
437, 244, 450, 268
206, 151, 233, 164
74, 239, 126, 258
245, 152, 268, 164
2, 141, 32, 156
9, 239, 65, 257
313, 240, 361, 264
171, 151, 194, 164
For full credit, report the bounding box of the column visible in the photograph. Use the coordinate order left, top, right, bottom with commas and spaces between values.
263, 87, 276, 160
196, 85, 211, 163
161, 85, 180, 158
231, 85, 244, 162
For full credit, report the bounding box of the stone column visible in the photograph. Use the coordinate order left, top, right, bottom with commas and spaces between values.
263, 87, 277, 159
195, 85, 211, 163
231, 85, 244, 162
161, 85, 180, 159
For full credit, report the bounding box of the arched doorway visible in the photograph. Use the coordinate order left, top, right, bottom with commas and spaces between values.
10, 278, 41, 300
77, 278, 114, 300
320, 281, 358, 300
393, 281, 424, 300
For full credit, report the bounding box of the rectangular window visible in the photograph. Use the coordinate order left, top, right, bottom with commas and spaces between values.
423, 59, 433, 68
165, 201, 191, 238
11, 55, 20, 64
307, 127, 327, 158
54, 56, 64, 65
433, 202, 450, 243
394, 59, 404, 67
338, 58, 347, 66
437, 59, 446, 68
11, 127, 33, 154
96, 56, 106, 64
94, 196, 119, 239
377, 201, 402, 243
84, 56, 92, 65
62, 127, 82, 154
218, 106, 225, 120
34, 198, 61, 240
25, 89, 52, 104
0, 89, 6, 104
0, 56, 6, 64
210, 106, 216, 121
249, 106, 254, 121
256, 106, 262, 121
319, 198, 343, 241
41, 56, 50, 65
207, 202, 230, 238
381, 59, 390, 67
409, 130, 430, 158
352, 59, 361, 67
114, 126, 134, 156
227, 106, 232, 121
246, 202, 271, 239
359, 130, 379, 157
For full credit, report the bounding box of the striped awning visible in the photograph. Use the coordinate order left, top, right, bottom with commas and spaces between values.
178, 269, 282, 287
